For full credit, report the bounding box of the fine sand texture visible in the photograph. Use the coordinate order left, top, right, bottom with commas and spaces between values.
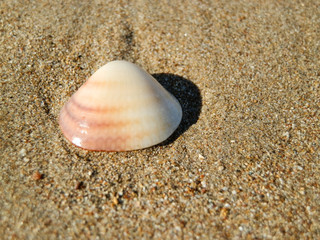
1, 0, 319, 239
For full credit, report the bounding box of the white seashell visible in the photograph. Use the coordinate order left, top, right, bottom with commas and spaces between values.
59, 60, 182, 151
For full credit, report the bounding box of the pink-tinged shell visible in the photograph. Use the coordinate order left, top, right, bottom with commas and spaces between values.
59, 60, 182, 151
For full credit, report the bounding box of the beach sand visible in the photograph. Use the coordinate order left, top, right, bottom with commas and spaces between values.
1, 0, 319, 239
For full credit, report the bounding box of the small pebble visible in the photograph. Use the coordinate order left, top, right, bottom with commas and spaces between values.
112, 196, 119, 205
282, 131, 290, 140
19, 148, 26, 157
75, 181, 84, 190
32, 171, 42, 180
220, 207, 230, 219
218, 165, 225, 171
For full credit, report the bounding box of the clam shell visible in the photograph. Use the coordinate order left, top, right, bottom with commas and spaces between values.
59, 60, 182, 151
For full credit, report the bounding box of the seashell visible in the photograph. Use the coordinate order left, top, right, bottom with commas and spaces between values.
59, 60, 182, 151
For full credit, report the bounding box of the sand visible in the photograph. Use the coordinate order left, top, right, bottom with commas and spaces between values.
0, 0, 319, 239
